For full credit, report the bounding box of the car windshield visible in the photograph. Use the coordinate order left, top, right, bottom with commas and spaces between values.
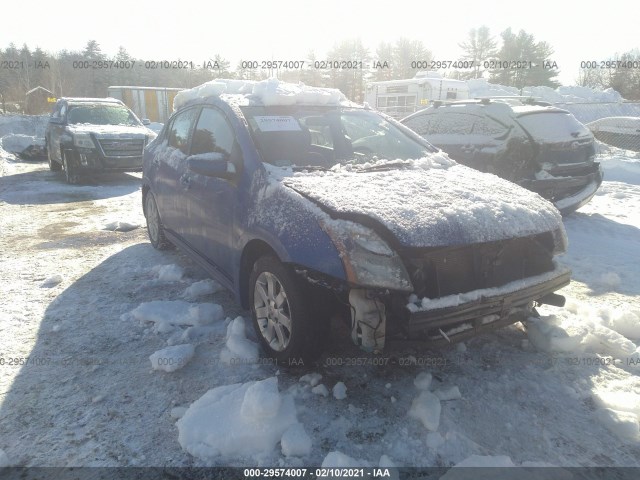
241, 106, 433, 168
67, 105, 141, 126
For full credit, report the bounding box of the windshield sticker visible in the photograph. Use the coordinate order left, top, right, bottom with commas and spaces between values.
254, 116, 301, 132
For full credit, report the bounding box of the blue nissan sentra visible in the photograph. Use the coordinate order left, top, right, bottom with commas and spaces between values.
142, 79, 570, 363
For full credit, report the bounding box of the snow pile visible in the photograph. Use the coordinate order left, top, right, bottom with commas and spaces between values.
528, 301, 640, 356
599, 156, 640, 185
281, 423, 312, 457
131, 300, 224, 333
434, 386, 462, 401
300, 373, 322, 386
282, 161, 563, 248
220, 316, 259, 365
152, 264, 184, 282
173, 78, 348, 111
467, 78, 624, 103
594, 408, 639, 441
177, 377, 298, 461
0, 134, 45, 156
149, 344, 195, 372
183, 279, 223, 300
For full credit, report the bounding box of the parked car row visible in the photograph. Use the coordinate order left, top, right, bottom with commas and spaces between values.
140, 79, 571, 362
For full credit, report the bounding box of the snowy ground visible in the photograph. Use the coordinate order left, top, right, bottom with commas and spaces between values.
0, 132, 639, 469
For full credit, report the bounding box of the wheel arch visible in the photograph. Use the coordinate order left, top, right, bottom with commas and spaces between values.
239, 239, 280, 309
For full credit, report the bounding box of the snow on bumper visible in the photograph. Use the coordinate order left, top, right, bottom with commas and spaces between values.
405, 264, 571, 343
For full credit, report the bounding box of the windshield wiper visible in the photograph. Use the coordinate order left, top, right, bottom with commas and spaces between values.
357, 160, 410, 172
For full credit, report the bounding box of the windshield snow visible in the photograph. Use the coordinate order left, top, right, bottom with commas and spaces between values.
67, 105, 141, 127
241, 106, 434, 168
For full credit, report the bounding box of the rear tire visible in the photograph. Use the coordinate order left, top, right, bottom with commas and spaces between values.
249, 255, 326, 364
144, 192, 172, 250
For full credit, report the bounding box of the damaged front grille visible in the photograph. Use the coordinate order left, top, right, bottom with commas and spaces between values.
98, 138, 145, 158
403, 233, 554, 299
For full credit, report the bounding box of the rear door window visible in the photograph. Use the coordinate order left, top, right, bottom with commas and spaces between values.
517, 112, 590, 141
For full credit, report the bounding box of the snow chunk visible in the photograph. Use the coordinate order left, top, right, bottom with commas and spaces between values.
526, 316, 583, 353
426, 431, 444, 449
177, 377, 297, 461
593, 390, 640, 415
281, 423, 312, 457
434, 386, 462, 401
595, 408, 639, 441
152, 264, 184, 282
170, 406, 188, 420
408, 391, 441, 431
379, 454, 396, 468
312, 384, 329, 397
333, 382, 347, 400
414, 372, 432, 390
300, 373, 322, 387
149, 344, 195, 372
609, 310, 640, 340
40, 274, 62, 288
241, 377, 282, 420
103, 221, 139, 232
220, 316, 259, 365
451, 454, 515, 468
598, 272, 621, 291
132, 301, 224, 333
0, 448, 10, 468
183, 279, 223, 300
322, 451, 370, 467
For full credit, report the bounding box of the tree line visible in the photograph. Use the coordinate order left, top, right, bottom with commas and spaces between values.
1, 29, 639, 109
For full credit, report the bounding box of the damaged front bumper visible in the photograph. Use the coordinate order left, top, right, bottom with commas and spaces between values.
399, 265, 571, 346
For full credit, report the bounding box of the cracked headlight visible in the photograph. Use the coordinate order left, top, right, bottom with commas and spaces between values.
321, 220, 413, 292
73, 132, 95, 149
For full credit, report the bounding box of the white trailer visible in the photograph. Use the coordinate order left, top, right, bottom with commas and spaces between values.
364, 71, 469, 119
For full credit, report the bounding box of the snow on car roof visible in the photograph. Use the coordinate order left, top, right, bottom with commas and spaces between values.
173, 78, 353, 111
61, 97, 124, 104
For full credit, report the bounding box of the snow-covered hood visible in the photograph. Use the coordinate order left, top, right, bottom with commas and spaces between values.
280, 158, 564, 248
66, 124, 151, 138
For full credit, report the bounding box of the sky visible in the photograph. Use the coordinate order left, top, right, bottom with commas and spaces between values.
2, 0, 638, 86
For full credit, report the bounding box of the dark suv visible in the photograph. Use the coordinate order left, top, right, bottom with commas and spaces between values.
46, 97, 156, 183
402, 99, 603, 214
142, 79, 571, 362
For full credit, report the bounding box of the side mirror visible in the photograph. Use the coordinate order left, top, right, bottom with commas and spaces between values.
187, 153, 237, 180
142, 118, 151, 125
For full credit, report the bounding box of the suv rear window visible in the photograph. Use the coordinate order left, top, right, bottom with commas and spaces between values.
517, 112, 589, 141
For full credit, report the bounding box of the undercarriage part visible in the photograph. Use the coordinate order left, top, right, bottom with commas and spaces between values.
349, 289, 386, 352
537, 292, 566, 307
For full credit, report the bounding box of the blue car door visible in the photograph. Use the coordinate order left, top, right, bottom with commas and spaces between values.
151, 107, 199, 235
180, 106, 240, 281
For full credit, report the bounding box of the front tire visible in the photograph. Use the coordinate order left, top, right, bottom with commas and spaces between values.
144, 192, 172, 250
62, 152, 80, 184
249, 256, 324, 364
47, 140, 61, 171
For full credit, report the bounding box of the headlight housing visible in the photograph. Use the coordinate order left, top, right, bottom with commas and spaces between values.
73, 132, 95, 149
321, 219, 413, 292
552, 227, 568, 255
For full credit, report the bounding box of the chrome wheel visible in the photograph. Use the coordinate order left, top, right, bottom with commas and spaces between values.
253, 271, 292, 351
